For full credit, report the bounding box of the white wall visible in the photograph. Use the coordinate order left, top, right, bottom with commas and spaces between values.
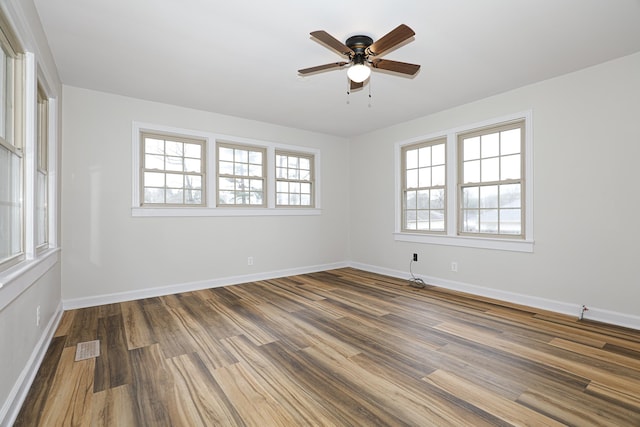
0, 0, 63, 425
349, 52, 640, 327
61, 87, 351, 304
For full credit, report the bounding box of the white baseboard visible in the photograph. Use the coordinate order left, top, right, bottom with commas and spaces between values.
63, 261, 349, 310
349, 261, 640, 331
1, 301, 63, 427
63, 259, 640, 330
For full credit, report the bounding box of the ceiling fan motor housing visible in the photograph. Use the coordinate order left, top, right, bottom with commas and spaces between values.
346, 35, 373, 63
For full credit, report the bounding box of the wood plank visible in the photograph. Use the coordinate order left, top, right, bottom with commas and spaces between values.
424, 369, 565, 426
121, 299, 156, 350
38, 346, 95, 426
91, 385, 137, 427
94, 314, 132, 392
13, 336, 66, 426
165, 352, 246, 426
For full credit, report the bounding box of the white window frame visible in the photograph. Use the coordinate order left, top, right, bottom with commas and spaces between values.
275, 150, 315, 208
140, 131, 206, 207
0, 24, 24, 270
401, 137, 447, 233
394, 111, 534, 253
132, 122, 321, 217
217, 142, 266, 208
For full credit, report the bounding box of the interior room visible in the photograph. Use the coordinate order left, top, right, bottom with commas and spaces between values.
1, 0, 639, 425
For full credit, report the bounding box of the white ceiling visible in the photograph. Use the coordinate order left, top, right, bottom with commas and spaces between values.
33, 0, 640, 137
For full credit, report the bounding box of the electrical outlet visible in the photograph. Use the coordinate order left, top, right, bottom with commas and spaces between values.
413, 253, 418, 262
247, 256, 254, 266
451, 262, 458, 272
36, 305, 41, 326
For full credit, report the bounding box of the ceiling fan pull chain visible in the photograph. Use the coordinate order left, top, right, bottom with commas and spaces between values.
346, 78, 351, 104
368, 78, 373, 108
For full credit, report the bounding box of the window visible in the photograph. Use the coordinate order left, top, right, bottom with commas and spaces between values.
141, 132, 205, 206
217, 143, 266, 207
276, 151, 314, 207
132, 122, 320, 216
401, 138, 446, 232
0, 23, 23, 268
459, 121, 524, 237
36, 84, 49, 249
395, 112, 533, 252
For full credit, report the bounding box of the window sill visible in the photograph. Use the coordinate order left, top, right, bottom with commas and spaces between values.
394, 232, 534, 253
132, 207, 322, 217
0, 248, 60, 311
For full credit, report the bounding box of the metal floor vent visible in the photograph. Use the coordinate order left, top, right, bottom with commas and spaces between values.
75, 340, 100, 361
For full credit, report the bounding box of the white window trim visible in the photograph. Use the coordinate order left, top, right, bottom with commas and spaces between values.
394, 110, 534, 253
131, 122, 322, 217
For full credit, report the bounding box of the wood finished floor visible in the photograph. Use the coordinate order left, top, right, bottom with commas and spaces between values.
15, 268, 640, 426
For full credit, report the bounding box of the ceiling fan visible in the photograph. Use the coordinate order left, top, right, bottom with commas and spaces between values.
298, 24, 420, 90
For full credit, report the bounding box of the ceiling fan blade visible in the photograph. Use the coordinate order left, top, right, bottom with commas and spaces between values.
367, 24, 415, 57
350, 80, 364, 90
298, 62, 349, 74
310, 31, 354, 56
371, 59, 420, 75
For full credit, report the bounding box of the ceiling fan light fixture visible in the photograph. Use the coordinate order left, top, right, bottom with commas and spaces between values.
347, 63, 371, 83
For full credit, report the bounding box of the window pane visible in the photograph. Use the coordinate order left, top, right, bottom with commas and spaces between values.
165, 141, 183, 156
166, 189, 184, 204
480, 185, 498, 208
235, 149, 248, 163
186, 175, 201, 190
430, 210, 445, 231
406, 148, 418, 169
500, 184, 521, 208
501, 154, 520, 180
463, 160, 480, 183
481, 133, 499, 158
405, 210, 417, 230
249, 150, 262, 164
406, 190, 417, 209
287, 168, 299, 180
219, 147, 234, 161
416, 210, 429, 230
501, 129, 520, 155
249, 164, 263, 176
301, 194, 311, 205
144, 172, 165, 187
432, 165, 445, 186
463, 137, 480, 161
462, 209, 479, 232
300, 158, 310, 170
481, 157, 499, 182
184, 158, 201, 173
406, 170, 418, 189
234, 163, 248, 176
462, 186, 479, 209
418, 146, 431, 167
219, 161, 233, 175
432, 144, 445, 165
166, 156, 183, 171
184, 143, 201, 158
186, 190, 201, 204
418, 167, 431, 188
480, 209, 499, 233
276, 167, 286, 179
430, 189, 445, 209
500, 209, 521, 234
145, 138, 164, 154
417, 190, 429, 209
166, 173, 183, 188
145, 154, 164, 170
144, 188, 164, 203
